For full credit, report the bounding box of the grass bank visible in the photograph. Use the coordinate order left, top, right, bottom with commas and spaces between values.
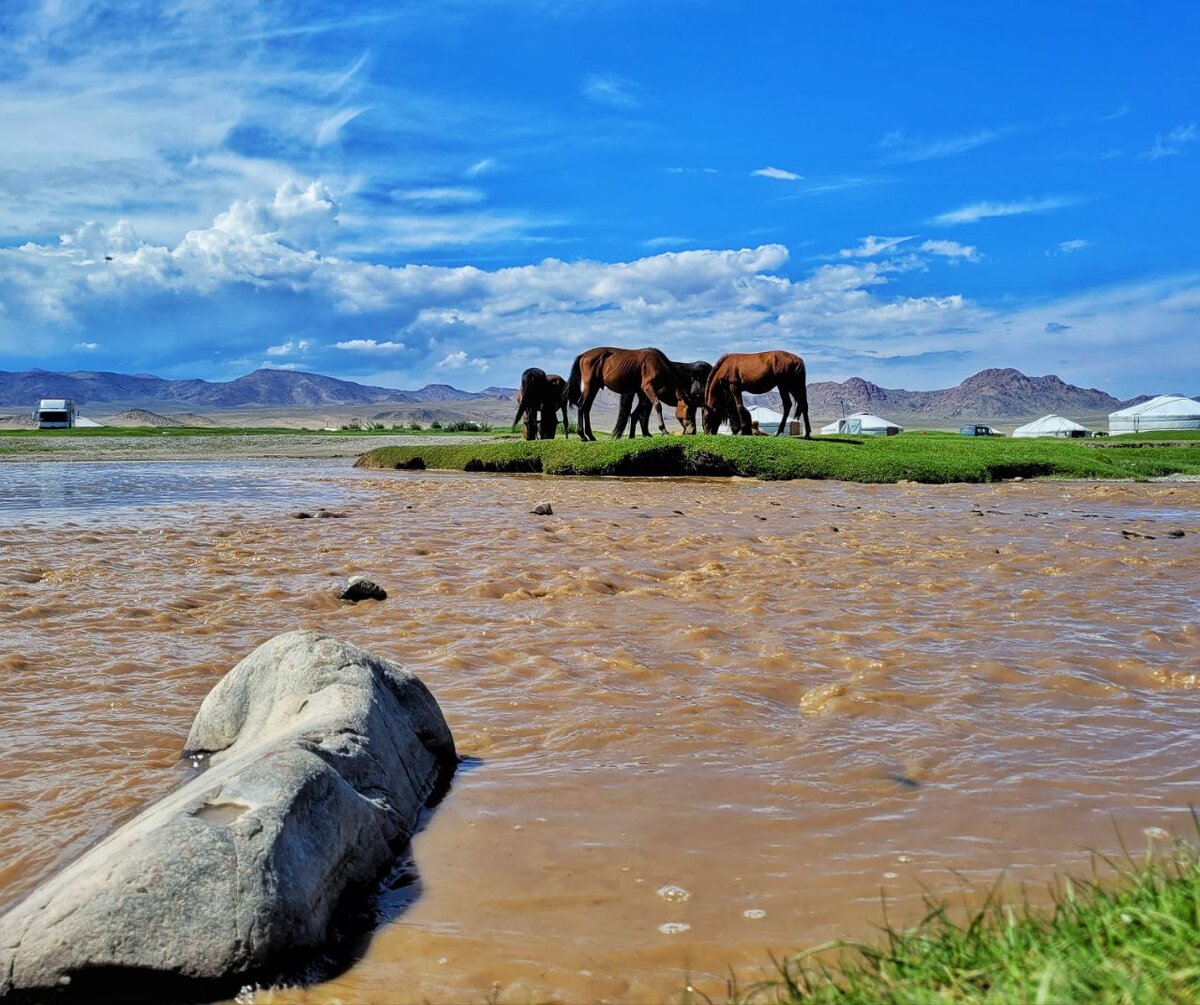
0, 425, 512, 439
737, 837, 1200, 1003
356, 432, 1200, 483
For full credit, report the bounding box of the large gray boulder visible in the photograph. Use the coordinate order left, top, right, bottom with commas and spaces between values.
0, 631, 456, 1000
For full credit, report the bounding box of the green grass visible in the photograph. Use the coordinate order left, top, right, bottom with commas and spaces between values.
356, 432, 1200, 484
735, 834, 1200, 1004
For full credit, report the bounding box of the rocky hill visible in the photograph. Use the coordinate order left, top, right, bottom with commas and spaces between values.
0, 365, 1175, 423
0, 368, 517, 409
754, 368, 1148, 420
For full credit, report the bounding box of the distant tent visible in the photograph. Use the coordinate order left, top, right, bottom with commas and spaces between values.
819, 412, 903, 436
1012, 414, 1091, 438
1108, 395, 1200, 435
717, 404, 785, 435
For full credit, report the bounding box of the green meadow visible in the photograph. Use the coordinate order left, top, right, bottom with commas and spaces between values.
357, 431, 1200, 483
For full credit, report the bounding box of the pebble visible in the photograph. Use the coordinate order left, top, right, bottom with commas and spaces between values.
658, 922, 690, 935
656, 884, 690, 902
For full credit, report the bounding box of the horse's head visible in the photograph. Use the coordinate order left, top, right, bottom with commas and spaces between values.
702, 397, 726, 434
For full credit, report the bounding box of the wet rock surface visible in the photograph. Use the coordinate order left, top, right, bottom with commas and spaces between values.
0, 631, 456, 1001
339, 576, 387, 602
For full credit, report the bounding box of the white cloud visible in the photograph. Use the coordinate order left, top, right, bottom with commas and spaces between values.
436, 350, 490, 372
920, 239, 980, 261
73, 341, 101, 351
752, 166, 802, 182
839, 235, 913, 258
395, 187, 485, 205
1144, 123, 1197, 160
3, 181, 1197, 395
265, 339, 311, 356
314, 106, 367, 147
932, 197, 1075, 226
1058, 238, 1089, 254
334, 339, 406, 352
465, 158, 497, 177
583, 74, 639, 108
880, 128, 1006, 162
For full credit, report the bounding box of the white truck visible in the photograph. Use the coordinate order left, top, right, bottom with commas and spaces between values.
34, 398, 77, 429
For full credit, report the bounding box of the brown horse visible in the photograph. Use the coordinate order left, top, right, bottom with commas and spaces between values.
614, 359, 712, 436
513, 368, 569, 439
564, 347, 682, 441
703, 350, 811, 437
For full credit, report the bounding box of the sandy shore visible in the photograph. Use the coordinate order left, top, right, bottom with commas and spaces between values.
0, 432, 497, 462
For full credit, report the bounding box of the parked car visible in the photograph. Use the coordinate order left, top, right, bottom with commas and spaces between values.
959, 423, 1003, 437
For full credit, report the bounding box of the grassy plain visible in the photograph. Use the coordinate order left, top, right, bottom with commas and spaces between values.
357, 431, 1200, 483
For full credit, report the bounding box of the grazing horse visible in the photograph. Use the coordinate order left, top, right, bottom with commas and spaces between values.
564, 347, 682, 441
513, 368, 570, 439
614, 359, 712, 437
703, 350, 811, 437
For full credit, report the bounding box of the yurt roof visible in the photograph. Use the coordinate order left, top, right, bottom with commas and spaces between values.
1109, 395, 1200, 418
1013, 414, 1089, 434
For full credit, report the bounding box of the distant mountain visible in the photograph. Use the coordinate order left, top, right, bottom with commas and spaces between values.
0, 364, 1174, 422
753, 368, 1150, 420
0, 367, 518, 409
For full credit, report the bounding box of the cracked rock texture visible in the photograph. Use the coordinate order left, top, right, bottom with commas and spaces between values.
0, 631, 456, 999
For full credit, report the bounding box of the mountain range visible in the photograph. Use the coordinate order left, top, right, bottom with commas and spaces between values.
0, 365, 1178, 421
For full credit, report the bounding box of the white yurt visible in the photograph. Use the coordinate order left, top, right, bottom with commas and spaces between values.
717, 404, 785, 434
1012, 414, 1091, 438
819, 412, 903, 436
1108, 395, 1200, 435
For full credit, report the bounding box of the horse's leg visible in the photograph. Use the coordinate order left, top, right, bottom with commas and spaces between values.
615, 393, 638, 439
637, 394, 653, 437
728, 383, 748, 434
676, 399, 693, 435
776, 389, 792, 436
641, 381, 666, 434
579, 381, 599, 441
561, 403, 570, 438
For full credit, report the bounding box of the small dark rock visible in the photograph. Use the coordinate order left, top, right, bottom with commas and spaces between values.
531, 503, 553, 516
1121, 530, 1155, 540
672, 510, 684, 516
830, 526, 840, 533
293, 512, 314, 519
317, 509, 347, 519
1166, 530, 1186, 538
339, 577, 387, 602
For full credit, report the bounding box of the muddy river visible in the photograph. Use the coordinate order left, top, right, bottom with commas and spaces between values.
1, 462, 1197, 1003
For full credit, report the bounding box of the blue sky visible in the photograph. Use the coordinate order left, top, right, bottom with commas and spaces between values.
0, 0, 1196, 396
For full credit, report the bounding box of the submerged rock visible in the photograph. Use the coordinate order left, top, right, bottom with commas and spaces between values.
339, 576, 387, 602
531, 503, 553, 516
0, 631, 456, 1000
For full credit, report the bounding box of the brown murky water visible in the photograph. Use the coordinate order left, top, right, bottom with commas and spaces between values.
1, 463, 1198, 1003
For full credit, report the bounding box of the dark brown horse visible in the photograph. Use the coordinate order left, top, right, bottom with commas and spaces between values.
703, 350, 811, 437
614, 359, 712, 436
564, 347, 682, 441
514, 368, 569, 439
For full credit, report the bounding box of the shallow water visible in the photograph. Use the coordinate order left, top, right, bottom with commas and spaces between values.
1, 464, 1197, 1003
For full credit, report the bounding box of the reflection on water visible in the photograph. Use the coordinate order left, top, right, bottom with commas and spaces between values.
0, 460, 350, 528
0, 466, 1197, 1003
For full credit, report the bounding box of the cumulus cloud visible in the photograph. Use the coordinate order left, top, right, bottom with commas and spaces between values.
1144, 123, 1197, 160
932, 197, 1075, 226
334, 339, 406, 352
436, 350, 490, 372
752, 166, 802, 181
2, 180, 1197, 395
265, 339, 311, 356
839, 235, 913, 258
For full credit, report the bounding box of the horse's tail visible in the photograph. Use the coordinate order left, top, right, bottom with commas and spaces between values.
513, 368, 537, 427
565, 354, 583, 407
